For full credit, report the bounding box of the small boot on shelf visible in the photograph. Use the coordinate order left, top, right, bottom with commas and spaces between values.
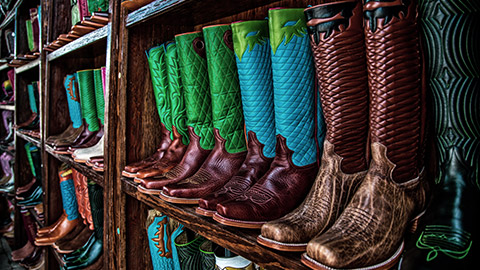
160, 24, 248, 204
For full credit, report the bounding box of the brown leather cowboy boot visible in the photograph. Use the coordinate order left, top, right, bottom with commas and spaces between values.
302, 0, 428, 269
258, 0, 369, 252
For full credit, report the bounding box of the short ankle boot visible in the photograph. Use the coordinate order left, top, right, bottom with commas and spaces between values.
160, 24, 247, 204
197, 20, 276, 217
215, 8, 321, 228
400, 0, 480, 269
302, 1, 427, 269
258, 0, 369, 252
122, 44, 174, 178
136, 31, 214, 194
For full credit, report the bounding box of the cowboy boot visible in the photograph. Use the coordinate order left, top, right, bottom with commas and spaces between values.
47, 74, 84, 146
400, 0, 480, 269
196, 20, 276, 217
14, 83, 39, 130
258, 0, 369, 252
301, 1, 428, 269
11, 209, 38, 262
0, 110, 13, 143
214, 8, 320, 228
135, 41, 189, 179
69, 69, 103, 152
214, 247, 256, 270
174, 230, 205, 270
76, 170, 94, 230
35, 168, 81, 245
16, 144, 43, 203
73, 68, 106, 161
145, 209, 178, 270
55, 70, 99, 154
71, 168, 86, 223
160, 24, 247, 204
136, 31, 214, 194
122, 44, 174, 178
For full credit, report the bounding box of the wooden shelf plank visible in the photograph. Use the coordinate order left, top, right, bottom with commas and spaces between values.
15, 58, 40, 74
0, 104, 15, 111
47, 25, 108, 61
45, 145, 104, 187
126, 0, 187, 27
121, 177, 308, 270
15, 131, 41, 148
0, 63, 10, 71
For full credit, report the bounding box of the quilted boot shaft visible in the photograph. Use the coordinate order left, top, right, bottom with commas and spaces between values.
203, 24, 246, 154
232, 20, 276, 158
77, 69, 100, 132
269, 8, 319, 167
175, 31, 214, 150
258, 0, 369, 251
64, 74, 83, 129
401, 0, 480, 267
146, 210, 175, 270
93, 68, 105, 125
101, 67, 106, 96
27, 83, 38, 114
59, 169, 80, 221
87, 181, 103, 242
146, 44, 174, 138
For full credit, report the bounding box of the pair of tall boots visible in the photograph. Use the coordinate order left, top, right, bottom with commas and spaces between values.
14, 81, 40, 134
16, 143, 43, 207
246, 1, 426, 270
0, 110, 14, 143
400, 0, 479, 269
122, 41, 191, 184
11, 208, 44, 269
49, 68, 106, 171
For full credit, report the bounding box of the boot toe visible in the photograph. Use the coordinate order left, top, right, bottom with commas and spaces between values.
260, 221, 299, 243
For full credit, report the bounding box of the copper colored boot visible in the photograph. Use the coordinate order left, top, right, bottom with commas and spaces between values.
302, 1, 428, 269
258, 0, 369, 252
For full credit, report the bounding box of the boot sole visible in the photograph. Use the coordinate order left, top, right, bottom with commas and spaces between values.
300, 241, 404, 270
256, 234, 307, 252
73, 157, 88, 163
86, 160, 95, 167
212, 213, 264, 229
136, 185, 163, 195
122, 170, 137, 178
159, 191, 199, 204
53, 150, 71, 155
93, 166, 104, 172
195, 207, 215, 217
133, 177, 143, 183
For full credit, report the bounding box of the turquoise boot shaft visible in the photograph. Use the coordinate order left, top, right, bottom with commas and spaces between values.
64, 74, 83, 129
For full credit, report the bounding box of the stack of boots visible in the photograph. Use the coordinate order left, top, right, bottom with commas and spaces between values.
122, 44, 175, 179
160, 24, 247, 204
0, 110, 13, 143
258, 0, 369, 251
301, 1, 428, 269
400, 0, 480, 269
63, 182, 103, 269
14, 82, 40, 130
135, 41, 189, 180
35, 167, 81, 245
214, 247, 255, 270
146, 209, 179, 269
197, 20, 276, 216
68, 69, 103, 152
54, 70, 99, 154
17, 143, 43, 206
47, 74, 84, 147
136, 31, 214, 194
73, 68, 106, 162
214, 8, 320, 228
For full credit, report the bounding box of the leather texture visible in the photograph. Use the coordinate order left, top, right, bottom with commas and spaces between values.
216, 135, 317, 224
232, 20, 276, 158
259, 0, 369, 249
304, 1, 427, 268
58, 121, 97, 151
77, 70, 100, 132
69, 125, 103, 151
146, 210, 175, 270
72, 167, 86, 222
53, 221, 86, 249
73, 136, 104, 161
64, 73, 83, 129
161, 128, 246, 200
46, 123, 75, 145
175, 31, 215, 150
400, 0, 480, 268
35, 213, 80, 245
51, 124, 84, 148
198, 132, 272, 212
203, 24, 246, 154
138, 127, 211, 191
268, 8, 319, 166
57, 226, 93, 254
166, 41, 189, 145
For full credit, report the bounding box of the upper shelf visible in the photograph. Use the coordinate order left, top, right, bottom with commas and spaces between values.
15, 58, 40, 74
126, 0, 187, 27
47, 25, 109, 61
121, 177, 308, 270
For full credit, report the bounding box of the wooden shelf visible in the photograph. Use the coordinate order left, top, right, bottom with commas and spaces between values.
15, 131, 41, 147
47, 25, 108, 61
126, 0, 187, 27
28, 207, 44, 228
45, 145, 104, 187
15, 58, 40, 74
121, 177, 308, 270
0, 63, 10, 71
0, 104, 15, 111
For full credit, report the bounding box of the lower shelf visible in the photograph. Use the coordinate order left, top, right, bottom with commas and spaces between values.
15, 131, 41, 148
45, 145, 104, 187
121, 177, 308, 270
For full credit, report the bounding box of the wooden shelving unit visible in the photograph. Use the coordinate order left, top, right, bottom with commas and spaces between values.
15, 58, 40, 74
15, 131, 41, 147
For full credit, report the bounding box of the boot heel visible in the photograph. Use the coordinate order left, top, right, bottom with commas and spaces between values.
409, 210, 425, 233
